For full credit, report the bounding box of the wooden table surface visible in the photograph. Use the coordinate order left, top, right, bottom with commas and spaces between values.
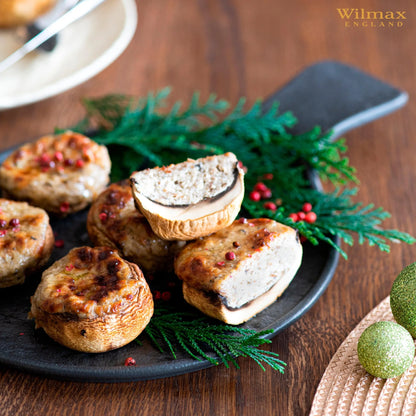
0, 0, 415, 414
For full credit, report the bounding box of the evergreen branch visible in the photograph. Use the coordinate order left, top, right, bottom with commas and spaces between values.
64, 88, 416, 370
69, 88, 415, 259
143, 306, 286, 372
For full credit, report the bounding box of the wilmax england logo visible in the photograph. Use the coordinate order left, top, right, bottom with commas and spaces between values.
337, 9, 406, 27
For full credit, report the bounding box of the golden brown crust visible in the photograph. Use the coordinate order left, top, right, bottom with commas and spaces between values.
29, 246, 154, 353
87, 181, 186, 273
0, 0, 56, 27
0, 198, 54, 288
175, 218, 290, 291
175, 218, 303, 324
0, 132, 111, 216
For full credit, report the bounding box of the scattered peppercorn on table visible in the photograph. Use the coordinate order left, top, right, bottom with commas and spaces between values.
0, 0, 414, 415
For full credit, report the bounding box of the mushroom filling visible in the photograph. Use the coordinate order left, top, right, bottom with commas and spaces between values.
131, 154, 240, 206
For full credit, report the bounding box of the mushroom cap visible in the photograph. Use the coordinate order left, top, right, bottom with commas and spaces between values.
130, 153, 245, 241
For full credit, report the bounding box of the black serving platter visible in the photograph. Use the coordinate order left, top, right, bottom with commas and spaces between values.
0, 61, 407, 382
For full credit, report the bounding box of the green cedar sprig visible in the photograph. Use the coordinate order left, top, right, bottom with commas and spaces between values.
143, 305, 286, 372
71, 88, 415, 258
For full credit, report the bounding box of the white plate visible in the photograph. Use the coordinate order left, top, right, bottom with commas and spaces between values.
0, 0, 137, 110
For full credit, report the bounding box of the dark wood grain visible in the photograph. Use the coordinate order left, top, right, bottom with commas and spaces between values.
0, 0, 415, 414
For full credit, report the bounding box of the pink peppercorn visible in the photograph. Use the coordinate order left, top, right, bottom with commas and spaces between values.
0, 230, 7, 237
216, 261, 225, 267
99, 212, 108, 222
161, 291, 171, 301
54, 151, 64, 162
0, 219, 6, 228
124, 357, 136, 367
39, 153, 50, 165
64, 159, 74, 166
55, 240, 65, 248
238, 217, 248, 224
225, 251, 236, 260
75, 159, 85, 168
9, 218, 19, 227
60, 202, 70, 213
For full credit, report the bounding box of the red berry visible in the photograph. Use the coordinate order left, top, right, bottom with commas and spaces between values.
249, 191, 261, 202
54, 151, 64, 162
297, 212, 306, 221
64, 158, 74, 166
75, 159, 85, 168
39, 153, 50, 165
238, 161, 247, 172
161, 291, 171, 301
264, 202, 277, 211
55, 239, 65, 248
225, 251, 236, 260
99, 212, 108, 222
302, 202, 313, 212
254, 182, 268, 192
260, 189, 272, 199
288, 213, 298, 222
264, 173, 273, 180
9, 218, 19, 227
124, 357, 136, 367
60, 202, 70, 213
305, 212, 317, 223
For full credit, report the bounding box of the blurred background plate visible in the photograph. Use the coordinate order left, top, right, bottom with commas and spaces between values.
0, 0, 137, 110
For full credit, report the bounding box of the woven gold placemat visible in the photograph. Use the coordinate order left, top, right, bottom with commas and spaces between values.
310, 297, 416, 416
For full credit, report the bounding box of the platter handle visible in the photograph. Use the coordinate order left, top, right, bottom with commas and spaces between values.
263, 60, 408, 140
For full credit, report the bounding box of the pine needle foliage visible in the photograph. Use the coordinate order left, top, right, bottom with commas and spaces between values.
72, 87, 415, 259
66, 88, 416, 371
144, 305, 286, 372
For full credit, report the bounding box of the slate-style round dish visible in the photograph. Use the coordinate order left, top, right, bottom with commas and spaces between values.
0, 61, 407, 382
0, 145, 339, 382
